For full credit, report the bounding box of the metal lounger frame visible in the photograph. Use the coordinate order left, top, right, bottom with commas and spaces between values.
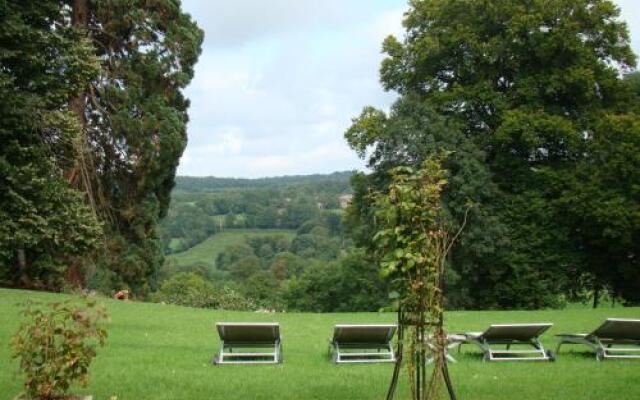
556, 319, 640, 361
330, 324, 397, 364
331, 341, 396, 364
462, 324, 553, 362
216, 340, 282, 364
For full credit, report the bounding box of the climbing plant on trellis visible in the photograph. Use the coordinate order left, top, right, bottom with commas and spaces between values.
372, 154, 468, 400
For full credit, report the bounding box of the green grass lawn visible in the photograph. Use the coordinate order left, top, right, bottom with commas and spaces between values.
167, 229, 295, 270
1, 288, 639, 400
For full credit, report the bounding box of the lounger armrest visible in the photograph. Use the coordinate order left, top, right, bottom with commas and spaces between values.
555, 333, 588, 338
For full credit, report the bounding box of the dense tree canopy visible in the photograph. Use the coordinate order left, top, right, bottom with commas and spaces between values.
0, 1, 102, 288
68, 0, 203, 292
347, 0, 640, 307
1, 0, 203, 292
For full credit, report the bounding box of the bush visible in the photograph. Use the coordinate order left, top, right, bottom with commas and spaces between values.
152, 272, 256, 310
152, 272, 216, 308
11, 298, 108, 400
216, 286, 256, 311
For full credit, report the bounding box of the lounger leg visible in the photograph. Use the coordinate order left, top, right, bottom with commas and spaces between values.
479, 340, 490, 362
389, 343, 396, 362
217, 341, 226, 364
533, 338, 549, 360
594, 338, 606, 361
276, 341, 283, 363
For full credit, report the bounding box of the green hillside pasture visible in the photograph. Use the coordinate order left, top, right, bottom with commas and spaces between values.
167, 229, 295, 270
1, 289, 639, 399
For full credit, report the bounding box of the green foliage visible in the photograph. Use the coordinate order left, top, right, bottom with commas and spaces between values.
228, 255, 263, 282
11, 298, 108, 400
174, 172, 354, 193
290, 232, 341, 260
214, 286, 257, 311
160, 174, 352, 252
557, 113, 640, 304
153, 272, 217, 308
0, 0, 203, 293
59, 0, 205, 292
176, 213, 382, 312
152, 272, 256, 310
371, 155, 462, 399
161, 203, 218, 254
268, 252, 305, 280
0, 0, 102, 288
372, 157, 450, 279
345, 98, 508, 308
346, 0, 640, 308
283, 249, 387, 312
283, 261, 342, 312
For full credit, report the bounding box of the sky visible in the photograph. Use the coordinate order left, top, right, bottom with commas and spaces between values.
178, 0, 640, 178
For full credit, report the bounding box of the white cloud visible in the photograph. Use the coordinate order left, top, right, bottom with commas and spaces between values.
178, 0, 405, 177
177, 0, 640, 178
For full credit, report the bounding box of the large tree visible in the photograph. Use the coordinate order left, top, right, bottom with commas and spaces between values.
67, 0, 203, 292
1, 1, 203, 293
347, 0, 639, 307
0, 1, 102, 288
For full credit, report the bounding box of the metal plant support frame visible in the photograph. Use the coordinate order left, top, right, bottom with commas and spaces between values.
385, 310, 457, 400
385, 229, 463, 400
373, 157, 468, 400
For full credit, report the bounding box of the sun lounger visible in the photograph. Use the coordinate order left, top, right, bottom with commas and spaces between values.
556, 318, 640, 360
426, 334, 467, 364
459, 323, 554, 361
329, 324, 397, 363
214, 322, 282, 364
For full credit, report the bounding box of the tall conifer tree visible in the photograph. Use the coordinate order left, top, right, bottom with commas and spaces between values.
67, 0, 203, 291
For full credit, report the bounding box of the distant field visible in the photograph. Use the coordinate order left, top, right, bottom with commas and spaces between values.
167, 229, 295, 270
1, 289, 640, 400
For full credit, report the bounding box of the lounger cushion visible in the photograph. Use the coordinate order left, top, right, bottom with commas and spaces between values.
476, 323, 552, 341
217, 323, 280, 343
591, 319, 640, 341
333, 324, 396, 344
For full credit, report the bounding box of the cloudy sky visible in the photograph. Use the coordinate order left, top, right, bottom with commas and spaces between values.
178, 0, 640, 178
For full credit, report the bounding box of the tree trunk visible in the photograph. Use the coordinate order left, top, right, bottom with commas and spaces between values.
65, 0, 92, 288
16, 249, 30, 287
593, 285, 600, 309
71, 0, 89, 126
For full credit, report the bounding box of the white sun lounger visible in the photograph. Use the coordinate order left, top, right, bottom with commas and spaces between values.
459, 323, 554, 361
329, 324, 397, 363
214, 322, 282, 364
426, 334, 467, 364
556, 318, 640, 360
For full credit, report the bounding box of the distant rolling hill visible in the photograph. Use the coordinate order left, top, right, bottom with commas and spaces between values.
166, 229, 295, 270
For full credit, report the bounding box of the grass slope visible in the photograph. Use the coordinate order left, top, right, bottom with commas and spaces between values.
167, 229, 295, 270
1, 289, 639, 400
